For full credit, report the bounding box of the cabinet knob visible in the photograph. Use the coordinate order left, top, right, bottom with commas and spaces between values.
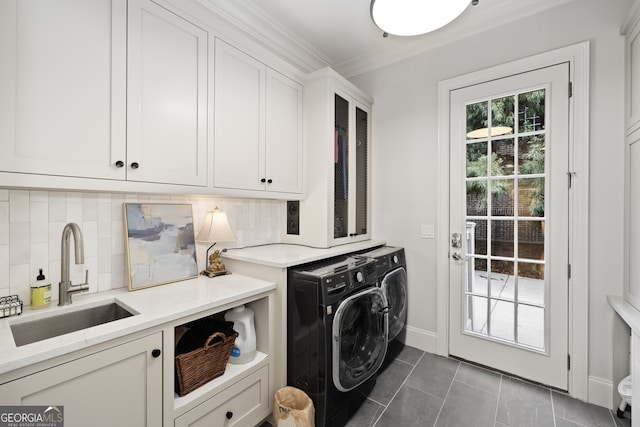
130, 162, 139, 169
226, 411, 233, 420
267, 179, 273, 184
115, 160, 124, 168
151, 349, 161, 358
260, 178, 266, 183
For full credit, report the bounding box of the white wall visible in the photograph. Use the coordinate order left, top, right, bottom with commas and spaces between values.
351, 0, 629, 404
0, 188, 282, 307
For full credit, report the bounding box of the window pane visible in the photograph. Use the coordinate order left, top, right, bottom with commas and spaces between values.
491, 96, 515, 136
467, 181, 487, 216
518, 304, 545, 349
491, 260, 514, 300
490, 300, 514, 341
467, 258, 487, 296
517, 263, 545, 305
518, 220, 544, 261
466, 101, 488, 139
491, 220, 514, 257
491, 179, 514, 216
518, 135, 545, 175
492, 138, 515, 176
518, 178, 545, 217
465, 295, 487, 334
467, 220, 487, 255
467, 141, 488, 177
518, 89, 545, 132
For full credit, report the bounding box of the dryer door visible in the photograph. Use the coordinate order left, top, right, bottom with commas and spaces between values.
382, 267, 408, 341
332, 287, 388, 392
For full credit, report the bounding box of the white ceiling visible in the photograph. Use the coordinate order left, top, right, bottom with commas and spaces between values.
200, 0, 574, 77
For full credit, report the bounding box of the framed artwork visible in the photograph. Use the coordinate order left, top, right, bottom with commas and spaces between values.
123, 203, 198, 290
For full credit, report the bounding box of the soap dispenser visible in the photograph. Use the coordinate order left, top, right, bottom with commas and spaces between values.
30, 268, 51, 309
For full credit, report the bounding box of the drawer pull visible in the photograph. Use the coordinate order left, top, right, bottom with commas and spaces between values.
151, 349, 161, 358
226, 411, 233, 420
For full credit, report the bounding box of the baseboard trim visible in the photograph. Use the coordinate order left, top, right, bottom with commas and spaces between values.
402, 326, 438, 354
588, 375, 614, 409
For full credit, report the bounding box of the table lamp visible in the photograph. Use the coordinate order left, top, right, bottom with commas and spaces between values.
196, 207, 237, 277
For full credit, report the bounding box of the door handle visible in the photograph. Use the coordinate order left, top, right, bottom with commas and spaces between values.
451, 233, 462, 248
451, 252, 466, 261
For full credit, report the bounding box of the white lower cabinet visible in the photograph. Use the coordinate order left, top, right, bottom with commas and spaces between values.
0, 332, 163, 427
175, 365, 269, 427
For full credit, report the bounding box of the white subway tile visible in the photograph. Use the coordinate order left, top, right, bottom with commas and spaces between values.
29, 242, 48, 280
0, 189, 8, 201
9, 190, 29, 223
9, 222, 29, 266
0, 202, 8, 245
9, 263, 30, 306
48, 222, 65, 262
48, 192, 67, 222
0, 245, 8, 287
82, 193, 98, 221
82, 221, 98, 258
29, 191, 48, 203
30, 201, 48, 243
112, 221, 125, 255
98, 272, 112, 292
98, 237, 112, 274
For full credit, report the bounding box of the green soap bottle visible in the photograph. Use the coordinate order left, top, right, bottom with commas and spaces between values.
31, 268, 51, 309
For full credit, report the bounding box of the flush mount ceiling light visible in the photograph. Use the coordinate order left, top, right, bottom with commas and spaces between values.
371, 0, 475, 37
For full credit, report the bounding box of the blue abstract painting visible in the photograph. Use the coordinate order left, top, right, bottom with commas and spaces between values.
124, 203, 198, 290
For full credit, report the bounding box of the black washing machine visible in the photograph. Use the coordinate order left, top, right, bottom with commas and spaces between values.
358, 246, 408, 341
288, 256, 388, 427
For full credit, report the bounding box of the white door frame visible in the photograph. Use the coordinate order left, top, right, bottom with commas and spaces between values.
436, 42, 590, 401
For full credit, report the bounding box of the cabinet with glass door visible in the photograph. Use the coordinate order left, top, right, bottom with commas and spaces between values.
287, 67, 372, 248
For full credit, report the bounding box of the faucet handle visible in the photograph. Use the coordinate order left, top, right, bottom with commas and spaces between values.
77, 270, 90, 291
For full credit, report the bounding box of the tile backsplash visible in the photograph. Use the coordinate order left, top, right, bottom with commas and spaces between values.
0, 189, 283, 306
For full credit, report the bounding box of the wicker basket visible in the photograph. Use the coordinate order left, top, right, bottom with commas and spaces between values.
175, 331, 238, 396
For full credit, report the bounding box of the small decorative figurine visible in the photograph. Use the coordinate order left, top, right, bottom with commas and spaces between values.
202, 249, 231, 278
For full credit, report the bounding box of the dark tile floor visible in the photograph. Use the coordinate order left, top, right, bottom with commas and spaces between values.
262, 341, 632, 427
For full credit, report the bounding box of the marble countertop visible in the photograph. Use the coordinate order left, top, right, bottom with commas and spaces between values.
223, 240, 386, 268
0, 274, 275, 376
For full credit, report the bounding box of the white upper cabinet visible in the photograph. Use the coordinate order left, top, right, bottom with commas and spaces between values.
0, 0, 127, 179
265, 69, 304, 194
126, 0, 208, 186
214, 38, 303, 194
284, 67, 371, 247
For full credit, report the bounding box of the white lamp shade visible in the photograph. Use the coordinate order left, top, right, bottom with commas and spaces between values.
196, 209, 237, 243
371, 0, 470, 36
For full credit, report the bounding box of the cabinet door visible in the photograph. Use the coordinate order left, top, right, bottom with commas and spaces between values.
331, 92, 371, 246
127, 0, 208, 186
266, 69, 303, 194
0, 0, 127, 179
214, 39, 266, 191
0, 333, 163, 427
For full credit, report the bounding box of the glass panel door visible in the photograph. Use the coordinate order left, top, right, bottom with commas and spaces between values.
334, 94, 349, 239
465, 89, 547, 349
355, 107, 368, 236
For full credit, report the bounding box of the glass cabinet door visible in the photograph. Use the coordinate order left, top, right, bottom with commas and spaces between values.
355, 106, 368, 236
334, 94, 349, 239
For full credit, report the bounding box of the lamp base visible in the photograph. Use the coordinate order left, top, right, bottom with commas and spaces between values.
200, 269, 232, 278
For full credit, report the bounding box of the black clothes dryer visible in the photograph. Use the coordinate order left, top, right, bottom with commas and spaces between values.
358, 246, 408, 341
288, 256, 388, 427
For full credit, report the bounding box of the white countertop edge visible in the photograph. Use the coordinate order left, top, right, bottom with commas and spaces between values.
0, 274, 275, 376
608, 295, 640, 331
223, 240, 387, 268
